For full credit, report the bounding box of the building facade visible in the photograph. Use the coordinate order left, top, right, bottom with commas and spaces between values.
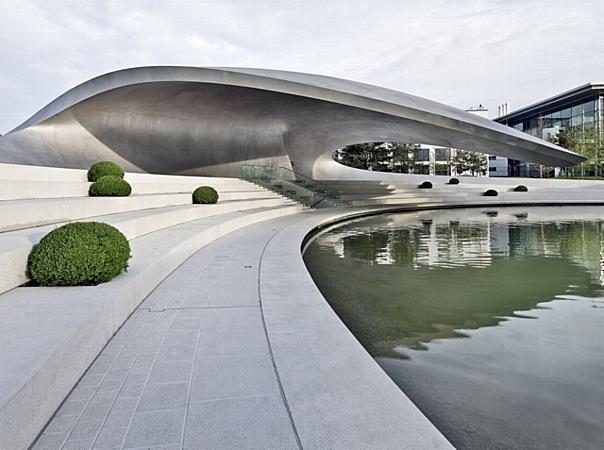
495, 83, 604, 177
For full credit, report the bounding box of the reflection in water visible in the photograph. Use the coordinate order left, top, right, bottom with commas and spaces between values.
303, 207, 604, 449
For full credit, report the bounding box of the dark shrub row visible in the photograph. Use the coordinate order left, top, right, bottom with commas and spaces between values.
419, 178, 460, 188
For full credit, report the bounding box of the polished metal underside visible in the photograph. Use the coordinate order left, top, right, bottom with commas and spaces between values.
0, 66, 584, 178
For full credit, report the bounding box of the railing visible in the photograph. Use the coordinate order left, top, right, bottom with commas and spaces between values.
241, 164, 349, 208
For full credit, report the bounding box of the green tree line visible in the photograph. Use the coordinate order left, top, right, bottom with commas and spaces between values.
555, 128, 604, 177
334, 142, 487, 175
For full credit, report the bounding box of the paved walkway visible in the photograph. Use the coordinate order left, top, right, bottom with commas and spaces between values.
33, 209, 452, 449
34, 216, 302, 449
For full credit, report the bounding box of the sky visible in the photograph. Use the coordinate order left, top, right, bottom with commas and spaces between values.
0, 0, 602, 134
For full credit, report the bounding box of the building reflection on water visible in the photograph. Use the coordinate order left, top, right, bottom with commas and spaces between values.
324, 213, 604, 286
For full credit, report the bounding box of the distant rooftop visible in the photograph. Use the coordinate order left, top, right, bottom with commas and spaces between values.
496, 82, 604, 123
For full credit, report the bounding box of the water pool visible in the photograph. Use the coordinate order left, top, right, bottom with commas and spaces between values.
303, 206, 604, 449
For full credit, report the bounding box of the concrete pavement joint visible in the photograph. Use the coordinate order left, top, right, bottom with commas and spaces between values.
140, 305, 259, 313
179, 314, 205, 448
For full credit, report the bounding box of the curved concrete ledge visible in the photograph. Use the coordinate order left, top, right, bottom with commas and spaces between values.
259, 207, 454, 448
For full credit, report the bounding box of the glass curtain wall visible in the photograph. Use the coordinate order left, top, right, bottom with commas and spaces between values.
506, 95, 603, 177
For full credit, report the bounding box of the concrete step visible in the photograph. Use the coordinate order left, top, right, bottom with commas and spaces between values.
350, 198, 439, 206
0, 189, 284, 232
0, 180, 90, 200
0, 162, 266, 200
0, 203, 304, 449
0, 178, 266, 201
0, 163, 87, 182
0, 162, 248, 184
0, 197, 297, 295
339, 192, 429, 201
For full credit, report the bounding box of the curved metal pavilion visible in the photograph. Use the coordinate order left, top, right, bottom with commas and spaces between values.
0, 66, 584, 178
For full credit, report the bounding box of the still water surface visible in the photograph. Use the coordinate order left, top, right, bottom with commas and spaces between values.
303, 207, 604, 449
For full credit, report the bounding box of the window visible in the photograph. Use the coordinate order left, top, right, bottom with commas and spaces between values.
435, 148, 450, 160
489, 155, 497, 160
584, 111, 595, 123
572, 104, 583, 116
489, 167, 497, 172
416, 148, 430, 161
583, 100, 595, 113
414, 164, 430, 174
435, 165, 449, 176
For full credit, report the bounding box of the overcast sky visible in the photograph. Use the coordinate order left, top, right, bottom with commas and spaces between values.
0, 0, 602, 134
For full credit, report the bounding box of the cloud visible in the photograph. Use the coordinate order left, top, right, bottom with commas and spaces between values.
0, 0, 602, 133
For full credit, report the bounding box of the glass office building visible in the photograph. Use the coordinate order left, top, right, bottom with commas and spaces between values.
495, 83, 604, 177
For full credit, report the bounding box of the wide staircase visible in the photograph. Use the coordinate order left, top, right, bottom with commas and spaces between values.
241, 164, 351, 207
301, 178, 604, 207
0, 163, 305, 449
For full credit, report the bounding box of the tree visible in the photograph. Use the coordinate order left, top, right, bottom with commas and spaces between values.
390, 142, 417, 173
369, 142, 391, 172
336, 142, 387, 171
336, 143, 373, 170
554, 127, 579, 150
555, 127, 604, 177
454, 150, 487, 176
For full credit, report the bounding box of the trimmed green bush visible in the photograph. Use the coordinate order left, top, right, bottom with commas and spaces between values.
513, 185, 528, 192
484, 189, 499, 197
418, 181, 433, 189
89, 176, 132, 197
87, 161, 124, 182
27, 222, 130, 286
448, 177, 460, 185
192, 186, 219, 204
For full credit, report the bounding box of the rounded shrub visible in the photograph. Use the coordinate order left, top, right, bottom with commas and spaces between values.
192, 186, 219, 204
27, 222, 130, 286
448, 177, 460, 185
87, 161, 124, 182
513, 185, 528, 192
484, 189, 499, 197
418, 181, 433, 189
89, 176, 132, 197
